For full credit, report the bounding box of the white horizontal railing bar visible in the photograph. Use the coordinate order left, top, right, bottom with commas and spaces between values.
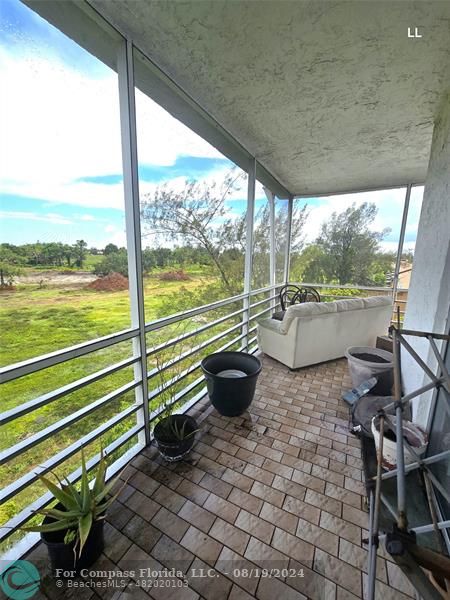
147, 329, 262, 430
146, 306, 245, 358
0, 355, 139, 426
0, 380, 140, 465
143, 284, 280, 335
0, 284, 276, 547
0, 286, 281, 386
174, 387, 208, 417
291, 281, 407, 294
0, 403, 140, 504
249, 294, 279, 310
148, 374, 205, 423
0, 327, 139, 384
249, 304, 281, 322
148, 329, 251, 405
144, 291, 247, 333
148, 359, 201, 403
147, 320, 244, 381
148, 330, 250, 425
0, 425, 144, 544
250, 284, 281, 296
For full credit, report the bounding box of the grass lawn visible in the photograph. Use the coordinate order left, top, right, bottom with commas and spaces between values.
0, 267, 228, 545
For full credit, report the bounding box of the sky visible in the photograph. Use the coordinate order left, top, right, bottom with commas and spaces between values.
0, 0, 423, 253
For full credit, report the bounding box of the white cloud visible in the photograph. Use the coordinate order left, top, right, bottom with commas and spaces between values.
103, 224, 126, 247
0, 46, 224, 209
0, 210, 73, 225
0, 41, 425, 253
297, 187, 422, 245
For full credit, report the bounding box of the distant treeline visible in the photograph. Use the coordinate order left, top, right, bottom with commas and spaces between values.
94, 244, 213, 277
1, 241, 89, 268
0, 241, 216, 284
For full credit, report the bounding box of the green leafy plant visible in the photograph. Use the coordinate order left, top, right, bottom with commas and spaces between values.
21, 449, 125, 557
169, 417, 199, 441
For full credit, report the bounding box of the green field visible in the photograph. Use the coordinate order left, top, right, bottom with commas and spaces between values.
0, 264, 245, 550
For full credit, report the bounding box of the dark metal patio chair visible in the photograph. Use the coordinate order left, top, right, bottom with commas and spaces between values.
272, 284, 321, 321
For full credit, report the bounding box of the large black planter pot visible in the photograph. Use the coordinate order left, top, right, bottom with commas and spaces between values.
41, 506, 104, 574
201, 351, 262, 417
153, 414, 198, 462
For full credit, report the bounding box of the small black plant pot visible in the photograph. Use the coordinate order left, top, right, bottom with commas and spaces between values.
41, 505, 104, 574
153, 414, 198, 462
201, 351, 262, 417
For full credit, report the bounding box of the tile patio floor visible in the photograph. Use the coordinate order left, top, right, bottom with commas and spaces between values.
24, 355, 417, 600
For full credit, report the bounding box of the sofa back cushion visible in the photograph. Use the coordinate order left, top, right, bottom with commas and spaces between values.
280, 295, 392, 333
334, 298, 365, 312
362, 295, 392, 309
281, 301, 337, 333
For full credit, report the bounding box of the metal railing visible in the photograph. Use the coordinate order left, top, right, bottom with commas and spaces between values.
0, 279, 405, 555
0, 283, 281, 553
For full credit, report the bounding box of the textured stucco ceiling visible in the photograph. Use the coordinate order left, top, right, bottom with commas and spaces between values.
90, 0, 450, 196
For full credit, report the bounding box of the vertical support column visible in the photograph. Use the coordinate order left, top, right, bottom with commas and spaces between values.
266, 188, 276, 310
118, 40, 150, 446
284, 195, 294, 284
242, 159, 256, 351
392, 184, 412, 319
403, 95, 450, 427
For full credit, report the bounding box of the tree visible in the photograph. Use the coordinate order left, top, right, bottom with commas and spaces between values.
94, 250, 128, 277
291, 243, 328, 283
217, 198, 309, 289
251, 200, 308, 288
104, 243, 119, 255
63, 244, 74, 268
306, 202, 389, 285
0, 245, 25, 286
141, 170, 246, 294
141, 170, 310, 295
73, 240, 88, 268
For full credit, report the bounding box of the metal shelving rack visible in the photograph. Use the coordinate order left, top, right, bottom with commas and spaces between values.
366, 326, 450, 600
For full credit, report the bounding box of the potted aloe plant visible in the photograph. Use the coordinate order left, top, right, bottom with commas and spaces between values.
153, 412, 199, 461
22, 449, 125, 573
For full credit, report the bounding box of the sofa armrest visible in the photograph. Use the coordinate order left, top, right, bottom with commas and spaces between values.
257, 317, 286, 334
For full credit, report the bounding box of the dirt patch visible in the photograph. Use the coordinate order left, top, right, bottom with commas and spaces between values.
87, 272, 129, 292
159, 270, 191, 281
16, 271, 96, 286
0, 284, 16, 293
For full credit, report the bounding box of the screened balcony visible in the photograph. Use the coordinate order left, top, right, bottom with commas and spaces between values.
1, 1, 449, 599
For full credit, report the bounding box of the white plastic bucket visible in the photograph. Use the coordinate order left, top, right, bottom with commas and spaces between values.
345, 346, 393, 395
371, 416, 427, 470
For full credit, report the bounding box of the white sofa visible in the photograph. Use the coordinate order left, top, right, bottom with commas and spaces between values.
257, 296, 393, 369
